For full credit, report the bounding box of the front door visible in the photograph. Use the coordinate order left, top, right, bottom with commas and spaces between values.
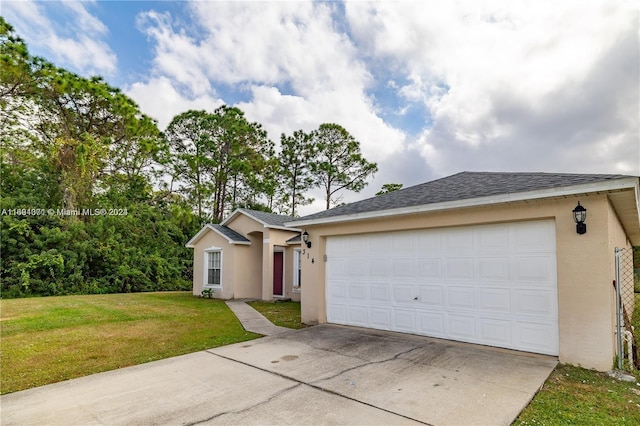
273, 251, 284, 296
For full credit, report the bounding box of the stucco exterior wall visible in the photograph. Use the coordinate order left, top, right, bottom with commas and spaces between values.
191, 230, 236, 299
300, 194, 626, 371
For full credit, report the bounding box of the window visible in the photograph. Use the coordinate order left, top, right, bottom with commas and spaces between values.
207, 251, 221, 286
293, 249, 302, 290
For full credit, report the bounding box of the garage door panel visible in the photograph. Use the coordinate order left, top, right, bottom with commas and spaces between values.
478, 257, 510, 280
417, 258, 442, 277
328, 281, 348, 298
515, 321, 558, 355
326, 220, 558, 355
369, 283, 390, 303
327, 259, 348, 278
417, 311, 446, 336
448, 314, 476, 339
349, 260, 368, 277
392, 231, 414, 253
370, 307, 392, 329
479, 318, 512, 344
478, 288, 511, 312
393, 258, 414, 277
446, 229, 474, 249
417, 285, 444, 307
347, 306, 369, 326
477, 226, 510, 252
393, 284, 415, 304
393, 309, 416, 332
369, 259, 391, 277
327, 304, 348, 323
446, 258, 475, 279
348, 283, 368, 301
513, 256, 556, 284
513, 289, 557, 316
447, 286, 475, 310
512, 222, 555, 253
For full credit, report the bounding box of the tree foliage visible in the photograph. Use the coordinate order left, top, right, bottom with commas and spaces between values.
376, 183, 403, 196
310, 123, 378, 209
0, 18, 380, 297
276, 130, 315, 216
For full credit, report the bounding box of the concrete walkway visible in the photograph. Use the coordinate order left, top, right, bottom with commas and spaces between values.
225, 300, 292, 336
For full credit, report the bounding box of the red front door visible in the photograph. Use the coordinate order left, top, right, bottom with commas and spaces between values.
273, 251, 284, 296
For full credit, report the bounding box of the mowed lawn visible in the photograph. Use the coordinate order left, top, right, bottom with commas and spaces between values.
0, 292, 262, 394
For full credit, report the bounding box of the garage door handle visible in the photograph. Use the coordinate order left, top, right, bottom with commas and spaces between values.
414, 296, 418, 301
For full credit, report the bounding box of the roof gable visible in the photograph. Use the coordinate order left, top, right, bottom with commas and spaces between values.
222, 208, 299, 231
185, 224, 251, 248
289, 171, 638, 225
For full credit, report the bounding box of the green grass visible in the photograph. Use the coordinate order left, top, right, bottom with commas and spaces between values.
247, 300, 306, 329
0, 292, 259, 394
515, 292, 640, 425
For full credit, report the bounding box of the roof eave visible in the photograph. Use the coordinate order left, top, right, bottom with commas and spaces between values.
287, 177, 640, 227
185, 224, 251, 247
221, 208, 300, 231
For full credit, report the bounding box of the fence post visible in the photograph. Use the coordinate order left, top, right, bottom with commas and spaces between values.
615, 247, 623, 370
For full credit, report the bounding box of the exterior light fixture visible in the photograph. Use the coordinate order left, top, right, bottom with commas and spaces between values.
302, 230, 311, 248
573, 202, 587, 235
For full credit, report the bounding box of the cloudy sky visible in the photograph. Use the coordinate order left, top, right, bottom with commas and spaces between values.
3, 0, 639, 214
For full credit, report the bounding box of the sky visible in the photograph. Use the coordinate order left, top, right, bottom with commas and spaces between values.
2, 0, 639, 215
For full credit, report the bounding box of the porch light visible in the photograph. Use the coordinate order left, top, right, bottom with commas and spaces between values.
573, 202, 587, 235
302, 230, 311, 248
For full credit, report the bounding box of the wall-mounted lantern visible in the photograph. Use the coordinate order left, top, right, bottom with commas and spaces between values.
302, 230, 312, 248
573, 202, 587, 235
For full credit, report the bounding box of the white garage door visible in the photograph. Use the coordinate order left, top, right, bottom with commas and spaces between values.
326, 220, 559, 355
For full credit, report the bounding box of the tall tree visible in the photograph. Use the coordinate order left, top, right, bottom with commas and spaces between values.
164, 110, 217, 218
310, 123, 378, 209
276, 130, 315, 216
209, 105, 273, 221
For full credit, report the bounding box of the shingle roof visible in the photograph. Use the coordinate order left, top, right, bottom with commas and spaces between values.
238, 208, 296, 228
211, 225, 250, 243
286, 234, 301, 244
295, 171, 631, 222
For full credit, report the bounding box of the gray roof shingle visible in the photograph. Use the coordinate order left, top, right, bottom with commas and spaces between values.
296, 171, 631, 221
239, 208, 296, 227
211, 225, 250, 243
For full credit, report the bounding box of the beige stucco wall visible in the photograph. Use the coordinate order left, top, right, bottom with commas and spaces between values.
191, 230, 236, 299
192, 214, 300, 301
300, 194, 629, 371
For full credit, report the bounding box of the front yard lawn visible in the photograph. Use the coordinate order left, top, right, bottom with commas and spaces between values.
247, 300, 306, 329
0, 292, 259, 394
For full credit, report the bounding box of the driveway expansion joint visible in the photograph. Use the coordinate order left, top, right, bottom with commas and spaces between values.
205, 349, 431, 425
184, 383, 302, 426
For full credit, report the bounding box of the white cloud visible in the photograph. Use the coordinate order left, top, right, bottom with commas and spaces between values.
346, 0, 639, 176
133, 1, 406, 161
125, 77, 223, 130
1, 0, 117, 76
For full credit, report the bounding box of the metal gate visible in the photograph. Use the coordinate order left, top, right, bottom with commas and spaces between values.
614, 247, 638, 370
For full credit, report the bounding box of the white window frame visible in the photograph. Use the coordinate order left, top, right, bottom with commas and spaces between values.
293, 248, 302, 292
203, 247, 223, 290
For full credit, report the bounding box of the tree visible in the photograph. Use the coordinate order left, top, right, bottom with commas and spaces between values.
310, 123, 378, 209
276, 130, 315, 216
164, 110, 217, 218
376, 183, 403, 196
164, 106, 275, 222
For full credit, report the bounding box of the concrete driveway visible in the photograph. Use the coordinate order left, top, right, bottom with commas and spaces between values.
0, 325, 556, 425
